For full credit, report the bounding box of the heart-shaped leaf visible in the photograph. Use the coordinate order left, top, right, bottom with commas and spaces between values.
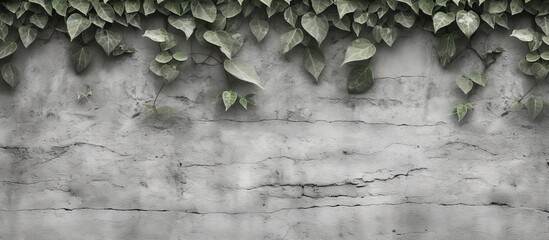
347, 65, 374, 94
224, 59, 264, 88
66, 13, 91, 41
70, 45, 91, 73
342, 38, 376, 66
303, 46, 325, 81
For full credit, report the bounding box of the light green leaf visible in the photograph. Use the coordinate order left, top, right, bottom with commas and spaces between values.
18, 26, 38, 48
191, 0, 217, 23
526, 52, 540, 62
95, 29, 122, 55
510, 28, 535, 42
531, 63, 549, 80
89, 13, 105, 28
467, 72, 487, 86
488, 0, 507, 14
342, 38, 376, 66
455, 104, 468, 122
219, 1, 241, 18
336, 0, 359, 18
155, 51, 173, 63
260, 0, 272, 7
223, 58, 264, 88
419, 0, 434, 15
397, 0, 418, 13
68, 0, 90, 14
30, 14, 48, 29
380, 27, 398, 46
222, 91, 238, 111
540, 51, 549, 61
527, 97, 543, 120
168, 15, 195, 39
92, 2, 115, 23
149, 60, 163, 76
303, 46, 325, 81
456, 10, 479, 38
437, 34, 456, 67
0, 23, 7, 41
125, 0, 140, 13
69, 45, 91, 73
172, 51, 188, 61
1, 63, 19, 88
204, 30, 240, 59
280, 28, 303, 54
347, 65, 374, 94
284, 7, 297, 27
0, 12, 14, 26
312, 0, 332, 14
535, 16, 549, 36
250, 15, 269, 42
433, 12, 455, 33
143, 0, 156, 15
52, 0, 68, 16
239, 97, 248, 109
301, 12, 329, 44
143, 28, 169, 42
456, 76, 473, 94
0, 41, 17, 59
66, 13, 91, 41
510, 0, 523, 15
160, 64, 179, 82
394, 11, 415, 28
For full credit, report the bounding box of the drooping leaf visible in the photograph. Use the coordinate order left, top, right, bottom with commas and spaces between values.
69, 45, 91, 73
52, 0, 68, 16
124, 0, 140, 13
29, 0, 52, 15
143, 0, 156, 15
222, 90, 238, 111
301, 12, 329, 44
284, 7, 297, 27
95, 29, 122, 55
0, 23, 7, 41
527, 97, 544, 120
219, 1, 241, 18
510, 0, 523, 15
280, 28, 304, 54
455, 104, 468, 122
172, 51, 188, 62
0, 41, 17, 59
30, 14, 48, 29
535, 16, 549, 36
239, 97, 248, 109
143, 28, 169, 42
68, 0, 90, 14
342, 38, 376, 66
456, 10, 479, 38
18, 26, 38, 48
204, 30, 241, 59
394, 11, 415, 28
312, 0, 332, 14
303, 46, 325, 81
92, 2, 115, 23
488, 0, 507, 14
191, 0, 216, 23
336, 0, 358, 19
347, 65, 374, 94
419, 0, 434, 15
380, 27, 398, 47
168, 16, 195, 39
437, 34, 456, 67
510, 28, 535, 42
466, 73, 486, 86
160, 64, 179, 82
149, 60, 163, 76
224, 58, 264, 88
1, 63, 19, 88
456, 76, 473, 94
250, 15, 269, 42
66, 13, 91, 41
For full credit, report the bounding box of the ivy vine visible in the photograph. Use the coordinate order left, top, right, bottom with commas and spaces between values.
0, 0, 547, 121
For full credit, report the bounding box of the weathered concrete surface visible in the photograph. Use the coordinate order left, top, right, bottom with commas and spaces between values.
0, 18, 548, 239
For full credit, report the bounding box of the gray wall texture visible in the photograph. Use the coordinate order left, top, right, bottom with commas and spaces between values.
0, 19, 548, 239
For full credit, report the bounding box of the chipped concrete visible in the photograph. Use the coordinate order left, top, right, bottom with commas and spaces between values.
0, 18, 548, 239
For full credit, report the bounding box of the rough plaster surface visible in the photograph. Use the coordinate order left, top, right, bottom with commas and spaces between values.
0, 18, 548, 239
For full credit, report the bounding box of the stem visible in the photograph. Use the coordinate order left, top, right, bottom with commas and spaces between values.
516, 82, 538, 103
153, 81, 167, 108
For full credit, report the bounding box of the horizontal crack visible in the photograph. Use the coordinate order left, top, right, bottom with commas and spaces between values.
191, 118, 446, 127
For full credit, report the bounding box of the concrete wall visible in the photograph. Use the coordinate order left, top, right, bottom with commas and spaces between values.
0, 18, 548, 239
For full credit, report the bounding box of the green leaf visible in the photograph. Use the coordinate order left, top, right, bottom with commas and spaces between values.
456, 10, 479, 38
52, 0, 68, 16
223, 59, 264, 88
95, 29, 122, 55
92, 2, 115, 23
394, 12, 415, 28
312, 0, 332, 14
30, 14, 48, 29
149, 60, 163, 76
437, 34, 456, 67
455, 104, 468, 122
203, 30, 240, 59
219, 2, 241, 18
380, 27, 398, 46
69, 45, 91, 73
143, 28, 169, 42
222, 91, 238, 111
89, 13, 105, 28
535, 16, 549, 36
510, 0, 523, 15
526, 52, 540, 62
336, 0, 359, 18
0, 12, 14, 26
488, 0, 507, 14
303, 46, 325, 81
260, 0, 272, 7
456, 76, 473, 94
527, 97, 543, 120
347, 65, 374, 94
433, 12, 455, 33
301, 12, 329, 44
531, 63, 549, 80
540, 51, 549, 61
284, 7, 297, 27
29, 0, 52, 15
250, 15, 269, 42
172, 51, 188, 62
0, 41, 17, 59
191, 0, 216, 23
280, 28, 303, 54
467, 72, 487, 86
143, 0, 156, 15
0, 23, 7, 41
66, 13, 91, 41
397, 0, 418, 13
68, 0, 90, 14
342, 38, 376, 66
419, 0, 434, 15
168, 16, 195, 39
125, 0, 140, 13
18, 26, 38, 48
239, 97, 248, 109
1, 63, 19, 88
510, 28, 535, 42
155, 51, 173, 63
160, 64, 179, 82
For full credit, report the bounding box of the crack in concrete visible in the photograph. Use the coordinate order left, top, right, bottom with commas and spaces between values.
192, 118, 446, 127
